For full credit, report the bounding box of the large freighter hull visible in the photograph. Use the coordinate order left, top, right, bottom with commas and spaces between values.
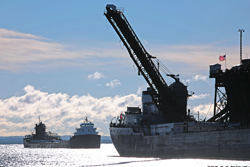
68, 135, 101, 148
110, 128, 250, 160
23, 139, 68, 148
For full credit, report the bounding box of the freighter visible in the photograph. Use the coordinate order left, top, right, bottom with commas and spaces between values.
68, 117, 101, 148
104, 4, 250, 160
23, 119, 68, 148
23, 117, 101, 148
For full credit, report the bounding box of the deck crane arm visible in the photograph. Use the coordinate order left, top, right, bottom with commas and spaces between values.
104, 5, 185, 122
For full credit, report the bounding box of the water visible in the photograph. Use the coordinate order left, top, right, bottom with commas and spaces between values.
0, 144, 250, 167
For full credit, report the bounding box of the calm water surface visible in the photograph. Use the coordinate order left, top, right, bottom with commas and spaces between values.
0, 144, 250, 167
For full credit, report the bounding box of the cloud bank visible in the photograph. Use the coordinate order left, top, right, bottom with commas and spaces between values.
1, 28, 249, 75
0, 85, 141, 136
0, 85, 214, 136
0, 28, 129, 72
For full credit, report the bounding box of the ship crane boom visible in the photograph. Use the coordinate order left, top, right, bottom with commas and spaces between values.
104, 5, 188, 122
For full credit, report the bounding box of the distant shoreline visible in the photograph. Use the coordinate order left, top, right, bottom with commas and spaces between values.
0, 136, 112, 144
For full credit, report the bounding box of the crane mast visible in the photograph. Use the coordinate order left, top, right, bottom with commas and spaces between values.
104, 5, 187, 122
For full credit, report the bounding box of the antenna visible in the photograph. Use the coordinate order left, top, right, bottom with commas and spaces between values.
238, 29, 245, 64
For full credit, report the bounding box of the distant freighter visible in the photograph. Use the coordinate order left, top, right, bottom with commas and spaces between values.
23, 117, 101, 148
23, 118, 68, 148
68, 117, 101, 148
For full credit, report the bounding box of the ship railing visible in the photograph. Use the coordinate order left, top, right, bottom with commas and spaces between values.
24, 135, 32, 138
47, 132, 60, 137
183, 125, 250, 134
110, 122, 125, 127
133, 133, 144, 136
110, 116, 125, 127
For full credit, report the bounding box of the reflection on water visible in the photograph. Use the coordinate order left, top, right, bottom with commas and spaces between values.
0, 144, 156, 167
0, 144, 249, 167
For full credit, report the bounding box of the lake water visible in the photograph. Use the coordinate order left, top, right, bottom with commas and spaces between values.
0, 144, 250, 167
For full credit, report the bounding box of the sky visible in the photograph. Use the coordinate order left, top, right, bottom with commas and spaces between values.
0, 0, 250, 136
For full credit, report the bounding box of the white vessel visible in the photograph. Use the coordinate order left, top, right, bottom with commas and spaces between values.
68, 117, 101, 148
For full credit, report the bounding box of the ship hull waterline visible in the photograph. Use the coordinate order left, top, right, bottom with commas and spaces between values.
68, 135, 101, 148
23, 139, 68, 148
23, 135, 101, 149
110, 127, 250, 160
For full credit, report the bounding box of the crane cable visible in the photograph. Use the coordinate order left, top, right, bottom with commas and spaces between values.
204, 102, 214, 121
151, 58, 174, 76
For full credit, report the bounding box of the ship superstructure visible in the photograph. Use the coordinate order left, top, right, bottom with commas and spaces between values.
68, 117, 101, 148
104, 4, 250, 160
73, 117, 99, 136
23, 119, 68, 148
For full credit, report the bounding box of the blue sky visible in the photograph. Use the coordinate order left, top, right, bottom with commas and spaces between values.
0, 0, 250, 136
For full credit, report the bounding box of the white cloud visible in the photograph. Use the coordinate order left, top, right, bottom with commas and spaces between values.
23, 85, 35, 93
0, 85, 218, 136
87, 72, 105, 80
193, 75, 208, 82
190, 103, 214, 121
0, 28, 45, 40
180, 79, 191, 87
106, 79, 121, 88
136, 84, 148, 95
149, 44, 250, 76
189, 93, 210, 100
0, 85, 141, 136
0, 29, 80, 71
183, 79, 191, 83
1, 28, 248, 76
0, 28, 130, 72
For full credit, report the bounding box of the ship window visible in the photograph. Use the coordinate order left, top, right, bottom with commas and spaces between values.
88, 130, 90, 132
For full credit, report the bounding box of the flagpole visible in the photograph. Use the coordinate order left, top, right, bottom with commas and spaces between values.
225, 54, 227, 69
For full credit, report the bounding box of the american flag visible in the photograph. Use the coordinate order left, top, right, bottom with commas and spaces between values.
219, 55, 226, 61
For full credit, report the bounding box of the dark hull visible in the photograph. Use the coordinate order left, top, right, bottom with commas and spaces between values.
68, 135, 101, 148
23, 139, 68, 148
110, 128, 250, 160
210, 61, 250, 125
223, 70, 250, 125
